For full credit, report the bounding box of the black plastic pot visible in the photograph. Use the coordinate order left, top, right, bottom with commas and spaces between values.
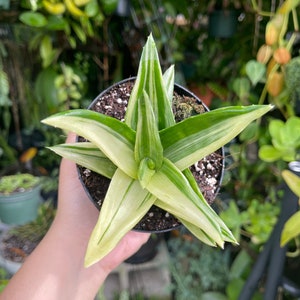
125, 234, 163, 264
77, 77, 225, 233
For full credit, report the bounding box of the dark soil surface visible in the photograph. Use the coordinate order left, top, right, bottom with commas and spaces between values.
78, 79, 224, 232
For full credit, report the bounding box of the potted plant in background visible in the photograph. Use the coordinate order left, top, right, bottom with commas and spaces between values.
218, 1, 300, 297
0, 173, 41, 225
0, 201, 55, 274
42, 34, 272, 267
251, 0, 300, 256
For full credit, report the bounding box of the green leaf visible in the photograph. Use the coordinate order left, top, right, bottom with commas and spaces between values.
46, 15, 68, 31
269, 119, 284, 139
220, 201, 244, 241
229, 250, 251, 280
232, 77, 251, 100
282, 170, 300, 197
269, 119, 285, 149
180, 219, 218, 246
264, 118, 300, 161
71, 21, 87, 43
147, 157, 228, 247
40, 35, 52, 59
277, 0, 300, 14
85, 0, 100, 17
281, 210, 300, 246
42, 110, 137, 178
80, 16, 94, 37
135, 91, 164, 187
49, 142, 236, 249
67, 36, 77, 48
85, 168, 156, 267
0, 70, 9, 97
258, 145, 283, 162
137, 159, 156, 189
19, 12, 48, 27
163, 65, 175, 103
239, 122, 258, 141
283, 117, 300, 147
40, 35, 57, 68
181, 168, 237, 244
200, 292, 228, 300
125, 34, 175, 130
226, 278, 246, 300
246, 60, 266, 86
48, 142, 116, 178
161, 105, 273, 171
100, 0, 118, 14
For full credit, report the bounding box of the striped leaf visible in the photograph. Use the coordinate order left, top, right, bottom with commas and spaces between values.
163, 65, 175, 103
181, 168, 237, 243
48, 142, 116, 179
125, 34, 174, 130
135, 91, 164, 188
84, 168, 156, 267
160, 105, 273, 170
42, 109, 137, 178
147, 157, 225, 247
179, 219, 219, 246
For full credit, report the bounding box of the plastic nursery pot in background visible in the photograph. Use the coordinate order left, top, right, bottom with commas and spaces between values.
0, 181, 41, 225
77, 77, 225, 234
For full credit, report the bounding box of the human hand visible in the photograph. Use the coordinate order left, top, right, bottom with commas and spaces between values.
56, 132, 150, 272
1, 133, 150, 300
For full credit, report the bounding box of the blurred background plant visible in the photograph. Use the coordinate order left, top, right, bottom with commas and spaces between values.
1, 0, 300, 298
0, 267, 9, 293
167, 228, 263, 300
167, 230, 231, 300
215, 1, 300, 297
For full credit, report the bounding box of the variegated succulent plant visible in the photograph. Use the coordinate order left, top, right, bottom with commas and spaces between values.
42, 34, 272, 267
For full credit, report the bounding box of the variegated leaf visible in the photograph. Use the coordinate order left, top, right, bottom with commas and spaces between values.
84, 168, 156, 267
147, 157, 225, 247
42, 109, 137, 178
179, 219, 218, 246
160, 105, 273, 170
163, 65, 175, 103
181, 168, 237, 244
125, 34, 174, 130
48, 142, 116, 179
135, 91, 164, 188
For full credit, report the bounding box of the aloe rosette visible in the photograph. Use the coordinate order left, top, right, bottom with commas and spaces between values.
42, 34, 273, 267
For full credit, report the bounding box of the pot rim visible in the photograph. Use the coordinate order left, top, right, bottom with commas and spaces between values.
0, 185, 41, 200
